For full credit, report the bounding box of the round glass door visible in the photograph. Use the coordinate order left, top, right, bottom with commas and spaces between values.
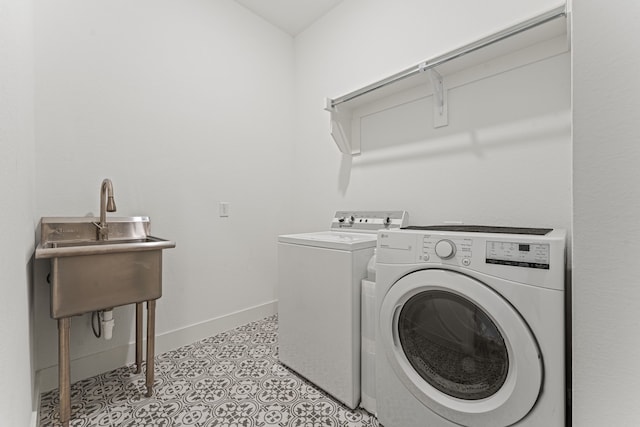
379, 269, 543, 427
398, 291, 509, 400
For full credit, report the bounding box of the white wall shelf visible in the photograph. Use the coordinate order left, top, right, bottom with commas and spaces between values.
325, 5, 569, 155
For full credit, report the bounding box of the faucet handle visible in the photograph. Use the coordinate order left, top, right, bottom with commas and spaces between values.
92, 222, 109, 238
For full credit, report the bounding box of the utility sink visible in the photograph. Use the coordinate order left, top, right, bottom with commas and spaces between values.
36, 180, 176, 427
35, 215, 175, 425
35, 216, 176, 318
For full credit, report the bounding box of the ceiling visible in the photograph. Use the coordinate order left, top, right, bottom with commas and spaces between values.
233, 0, 343, 36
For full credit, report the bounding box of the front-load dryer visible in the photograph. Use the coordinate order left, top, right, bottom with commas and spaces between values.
278, 211, 408, 409
375, 226, 566, 427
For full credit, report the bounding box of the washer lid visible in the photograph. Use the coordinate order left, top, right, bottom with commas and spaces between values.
379, 269, 542, 427
278, 231, 377, 251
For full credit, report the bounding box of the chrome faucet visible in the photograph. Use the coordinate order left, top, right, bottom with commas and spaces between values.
96, 178, 117, 240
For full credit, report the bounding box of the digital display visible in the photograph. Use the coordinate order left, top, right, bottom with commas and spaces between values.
519, 244, 530, 252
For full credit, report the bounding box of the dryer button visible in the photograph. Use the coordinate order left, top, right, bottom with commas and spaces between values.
462, 258, 471, 266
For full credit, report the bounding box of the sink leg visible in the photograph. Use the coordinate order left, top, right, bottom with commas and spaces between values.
145, 300, 156, 397
58, 317, 71, 427
135, 303, 143, 374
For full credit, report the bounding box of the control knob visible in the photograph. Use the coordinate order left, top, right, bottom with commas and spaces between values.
338, 217, 346, 223
349, 215, 355, 224
384, 216, 391, 226
435, 239, 456, 259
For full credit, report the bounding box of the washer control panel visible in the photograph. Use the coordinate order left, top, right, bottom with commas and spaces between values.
331, 211, 409, 232
377, 228, 566, 289
486, 241, 550, 269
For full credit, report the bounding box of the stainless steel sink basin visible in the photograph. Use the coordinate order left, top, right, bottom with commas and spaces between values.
35, 216, 176, 318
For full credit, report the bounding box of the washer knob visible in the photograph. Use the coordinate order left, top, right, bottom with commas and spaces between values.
384, 216, 391, 226
349, 216, 355, 224
435, 239, 456, 259
338, 217, 346, 223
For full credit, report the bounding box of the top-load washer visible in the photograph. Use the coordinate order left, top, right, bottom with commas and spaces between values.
375, 225, 566, 427
278, 211, 408, 409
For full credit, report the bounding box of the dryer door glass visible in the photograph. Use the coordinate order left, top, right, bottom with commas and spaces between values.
398, 290, 509, 400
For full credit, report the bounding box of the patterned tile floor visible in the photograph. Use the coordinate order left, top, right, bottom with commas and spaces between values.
39, 315, 379, 427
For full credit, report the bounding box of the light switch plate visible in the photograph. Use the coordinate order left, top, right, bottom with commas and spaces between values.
219, 202, 230, 217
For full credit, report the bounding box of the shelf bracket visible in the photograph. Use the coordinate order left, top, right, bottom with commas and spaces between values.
421, 64, 448, 128
325, 98, 358, 155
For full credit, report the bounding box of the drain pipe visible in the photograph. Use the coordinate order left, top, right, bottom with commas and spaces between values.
101, 309, 115, 340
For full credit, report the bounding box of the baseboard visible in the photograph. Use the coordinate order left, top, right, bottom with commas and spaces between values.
30, 371, 41, 427
30, 409, 39, 427
37, 300, 278, 393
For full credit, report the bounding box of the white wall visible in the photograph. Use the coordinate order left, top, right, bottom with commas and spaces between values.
0, 0, 37, 424
33, 0, 295, 385
292, 0, 571, 233
572, 1, 640, 425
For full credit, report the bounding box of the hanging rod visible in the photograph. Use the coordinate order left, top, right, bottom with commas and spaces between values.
329, 5, 567, 109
